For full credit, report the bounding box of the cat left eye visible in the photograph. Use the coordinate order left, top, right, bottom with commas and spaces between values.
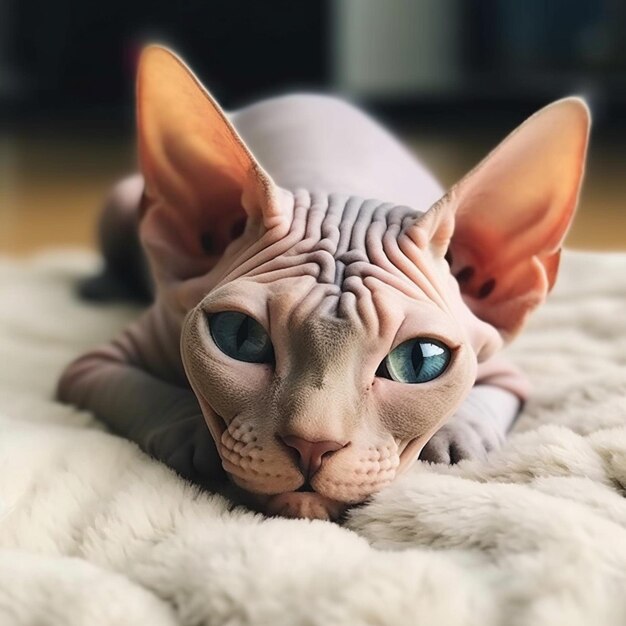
208, 311, 274, 364
378, 338, 451, 384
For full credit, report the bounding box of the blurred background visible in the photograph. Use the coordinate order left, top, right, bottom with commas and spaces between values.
0, 0, 625, 255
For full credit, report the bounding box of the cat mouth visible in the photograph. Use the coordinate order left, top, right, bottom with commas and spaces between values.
195, 392, 419, 514
296, 481, 316, 493
264, 490, 349, 521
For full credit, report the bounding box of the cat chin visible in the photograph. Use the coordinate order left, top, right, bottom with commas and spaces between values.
263, 492, 348, 521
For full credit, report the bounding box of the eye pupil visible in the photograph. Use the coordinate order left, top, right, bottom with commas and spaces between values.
236, 316, 248, 350
209, 311, 274, 364
411, 341, 424, 372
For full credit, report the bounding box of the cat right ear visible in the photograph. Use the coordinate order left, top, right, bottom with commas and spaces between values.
408, 97, 589, 342
136, 46, 290, 280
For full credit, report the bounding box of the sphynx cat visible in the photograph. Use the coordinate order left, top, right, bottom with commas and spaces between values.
57, 46, 590, 521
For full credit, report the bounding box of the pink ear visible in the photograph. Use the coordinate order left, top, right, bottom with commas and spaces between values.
436, 98, 590, 340
136, 46, 286, 281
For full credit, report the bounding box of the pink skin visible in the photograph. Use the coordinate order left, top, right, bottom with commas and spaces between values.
57, 47, 590, 521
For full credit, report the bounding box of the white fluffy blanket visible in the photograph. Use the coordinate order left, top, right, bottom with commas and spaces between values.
1, 249, 625, 626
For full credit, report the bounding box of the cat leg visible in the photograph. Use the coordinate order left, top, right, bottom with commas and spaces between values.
56, 339, 224, 487
79, 174, 153, 302
420, 355, 528, 464
420, 385, 521, 464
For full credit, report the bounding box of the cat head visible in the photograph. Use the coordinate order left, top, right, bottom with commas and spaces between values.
136, 46, 589, 520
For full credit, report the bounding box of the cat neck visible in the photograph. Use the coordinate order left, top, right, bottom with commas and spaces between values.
231, 94, 444, 210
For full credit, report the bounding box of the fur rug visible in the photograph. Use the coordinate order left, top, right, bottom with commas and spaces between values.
1, 249, 625, 626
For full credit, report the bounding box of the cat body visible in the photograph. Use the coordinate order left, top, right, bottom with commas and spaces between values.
58, 47, 589, 520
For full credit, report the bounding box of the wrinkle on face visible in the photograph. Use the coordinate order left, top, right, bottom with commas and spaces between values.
180, 190, 479, 509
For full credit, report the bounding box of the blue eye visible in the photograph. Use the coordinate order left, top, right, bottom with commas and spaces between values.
209, 312, 274, 364
381, 338, 451, 384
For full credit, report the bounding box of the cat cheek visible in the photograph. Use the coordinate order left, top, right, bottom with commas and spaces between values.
195, 360, 269, 423
182, 339, 268, 423
375, 350, 475, 442
375, 382, 447, 442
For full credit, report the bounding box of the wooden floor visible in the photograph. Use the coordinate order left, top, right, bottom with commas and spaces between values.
1, 126, 624, 255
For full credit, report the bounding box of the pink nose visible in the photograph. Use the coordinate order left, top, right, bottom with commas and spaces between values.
281, 435, 345, 479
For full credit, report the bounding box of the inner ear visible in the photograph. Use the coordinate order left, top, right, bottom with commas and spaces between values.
199, 214, 248, 257
135, 45, 286, 283
444, 97, 590, 339
230, 217, 247, 240
200, 232, 216, 255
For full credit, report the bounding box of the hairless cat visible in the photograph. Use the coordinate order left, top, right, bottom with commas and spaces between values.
57, 46, 589, 521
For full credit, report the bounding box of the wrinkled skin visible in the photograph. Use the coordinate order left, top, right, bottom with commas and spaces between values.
57, 47, 589, 521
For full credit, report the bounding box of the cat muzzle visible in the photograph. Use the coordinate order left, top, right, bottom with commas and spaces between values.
279, 435, 348, 480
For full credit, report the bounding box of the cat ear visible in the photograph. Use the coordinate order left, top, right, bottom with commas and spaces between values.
412, 97, 590, 341
136, 46, 288, 281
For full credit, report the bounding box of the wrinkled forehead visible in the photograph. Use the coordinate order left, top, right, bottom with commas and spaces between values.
224, 192, 449, 297
199, 191, 463, 346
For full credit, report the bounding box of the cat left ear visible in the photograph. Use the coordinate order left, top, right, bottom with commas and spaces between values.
412, 97, 590, 341
136, 46, 289, 281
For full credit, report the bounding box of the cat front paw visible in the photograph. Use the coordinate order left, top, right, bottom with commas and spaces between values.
146, 415, 224, 486
419, 413, 505, 464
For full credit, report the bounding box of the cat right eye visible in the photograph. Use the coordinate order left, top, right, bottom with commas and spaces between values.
208, 311, 274, 364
